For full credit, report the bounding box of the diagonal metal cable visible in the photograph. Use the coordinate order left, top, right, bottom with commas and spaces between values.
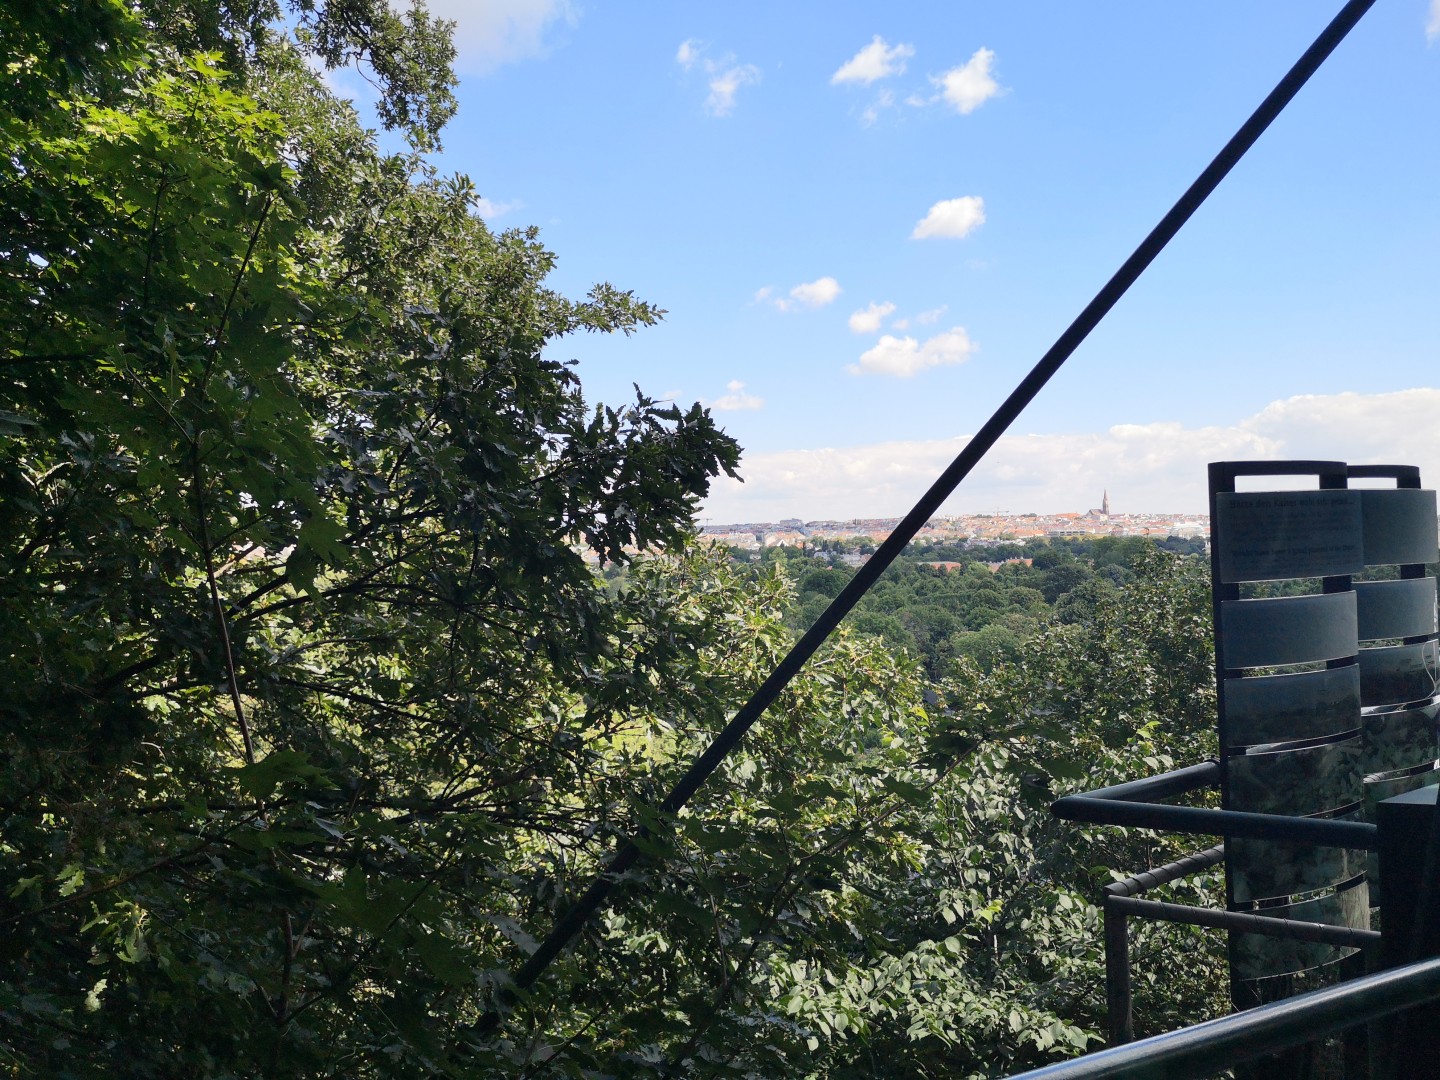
492, 0, 1379, 1016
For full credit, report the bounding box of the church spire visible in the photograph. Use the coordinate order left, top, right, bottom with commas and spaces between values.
1102, 489, 1110, 516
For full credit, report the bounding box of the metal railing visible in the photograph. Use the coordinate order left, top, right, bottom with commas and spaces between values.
1051, 760, 1378, 850
1039, 742, 1440, 1078
1100, 844, 1380, 1046
1006, 956, 1440, 1080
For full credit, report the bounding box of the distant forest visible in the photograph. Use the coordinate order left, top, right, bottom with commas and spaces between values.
724, 535, 1207, 677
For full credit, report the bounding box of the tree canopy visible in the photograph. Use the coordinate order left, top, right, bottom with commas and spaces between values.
1, 5, 743, 1074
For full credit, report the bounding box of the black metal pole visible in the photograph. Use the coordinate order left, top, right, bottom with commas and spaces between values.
490, 0, 1381, 1013
1103, 905, 1134, 1047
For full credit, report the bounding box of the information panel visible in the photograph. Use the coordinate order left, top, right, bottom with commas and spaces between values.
1215, 490, 1364, 583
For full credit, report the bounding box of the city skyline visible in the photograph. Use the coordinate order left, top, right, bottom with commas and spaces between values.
698, 501, 1208, 541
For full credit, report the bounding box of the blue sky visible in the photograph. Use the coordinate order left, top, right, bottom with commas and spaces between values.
339, 2, 1440, 521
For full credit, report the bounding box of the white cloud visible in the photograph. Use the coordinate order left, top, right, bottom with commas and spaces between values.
419, 0, 578, 74
848, 301, 896, 334
932, 47, 1000, 114
912, 196, 986, 240
859, 88, 895, 127
707, 379, 765, 412
832, 36, 915, 85
753, 286, 774, 303
1236, 390, 1440, 464
699, 389, 1440, 523
848, 327, 977, 377
476, 196, 522, 220
774, 276, 842, 312
675, 41, 761, 116
1428, 0, 1440, 41
706, 62, 761, 116
890, 317, 909, 331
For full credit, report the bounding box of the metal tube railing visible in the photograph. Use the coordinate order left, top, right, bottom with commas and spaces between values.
1097, 844, 1380, 1046
1005, 956, 1440, 1080
1051, 762, 1378, 850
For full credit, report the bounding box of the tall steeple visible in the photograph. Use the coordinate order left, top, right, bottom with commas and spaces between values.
1102, 489, 1110, 516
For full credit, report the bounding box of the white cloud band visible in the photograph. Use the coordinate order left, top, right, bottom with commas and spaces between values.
700, 389, 1440, 522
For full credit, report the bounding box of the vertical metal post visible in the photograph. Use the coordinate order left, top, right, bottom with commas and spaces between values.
1377, 785, 1440, 1080
1104, 901, 1135, 1046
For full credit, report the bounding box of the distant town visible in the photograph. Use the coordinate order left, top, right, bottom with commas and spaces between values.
699, 492, 1209, 551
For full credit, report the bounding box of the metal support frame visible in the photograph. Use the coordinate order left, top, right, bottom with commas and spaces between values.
1052, 456, 1440, 1074
1053, 759, 1380, 1047
1099, 845, 1381, 1046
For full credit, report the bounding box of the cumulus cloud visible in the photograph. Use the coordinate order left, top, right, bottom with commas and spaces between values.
932, 47, 1000, 114
912, 196, 986, 239
698, 389, 1440, 523
476, 196, 522, 220
706, 63, 761, 116
1429, 0, 1440, 41
848, 327, 977, 377
772, 276, 842, 312
832, 36, 915, 85
677, 40, 761, 116
848, 301, 896, 334
421, 0, 578, 74
1237, 390, 1440, 464
707, 379, 764, 411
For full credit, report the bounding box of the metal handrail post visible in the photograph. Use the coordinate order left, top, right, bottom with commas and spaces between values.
1102, 904, 1133, 1047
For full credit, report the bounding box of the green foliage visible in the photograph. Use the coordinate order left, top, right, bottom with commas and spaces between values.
134, 0, 459, 148
1, 4, 1228, 1075
762, 538, 1172, 678
0, 17, 740, 1076
572, 548, 1225, 1078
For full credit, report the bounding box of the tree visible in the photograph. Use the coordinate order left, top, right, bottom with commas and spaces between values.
568, 547, 1227, 1079
1, 11, 740, 1075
